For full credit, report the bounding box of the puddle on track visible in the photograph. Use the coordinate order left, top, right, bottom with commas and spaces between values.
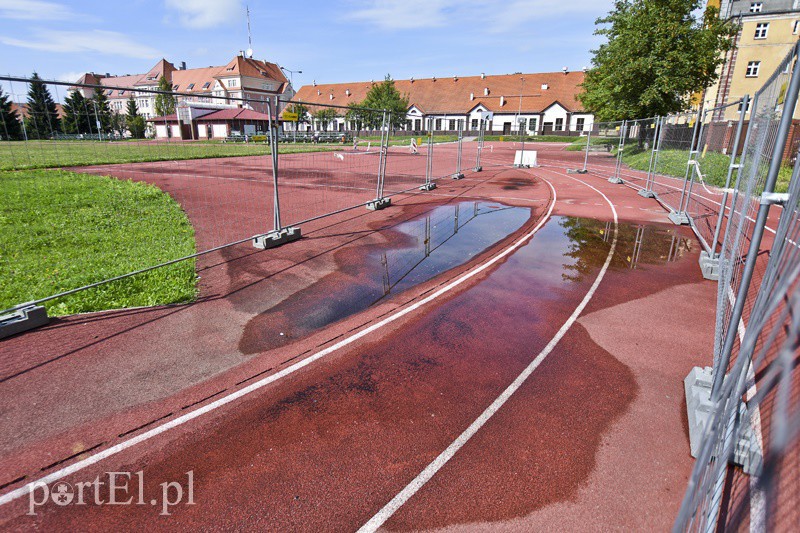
239, 201, 531, 354
240, 206, 691, 355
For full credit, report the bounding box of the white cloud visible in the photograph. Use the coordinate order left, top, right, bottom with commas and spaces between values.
0, 0, 75, 20
165, 0, 243, 29
346, 0, 612, 31
1, 30, 163, 59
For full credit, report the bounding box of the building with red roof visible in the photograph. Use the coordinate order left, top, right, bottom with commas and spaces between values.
290, 70, 593, 135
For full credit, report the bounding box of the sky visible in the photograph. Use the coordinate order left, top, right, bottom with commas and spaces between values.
0, 0, 614, 98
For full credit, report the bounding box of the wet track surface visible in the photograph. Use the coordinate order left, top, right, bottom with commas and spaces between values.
1, 145, 720, 530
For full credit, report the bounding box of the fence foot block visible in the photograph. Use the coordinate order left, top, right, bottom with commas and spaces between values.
699, 251, 720, 281
252, 227, 302, 250
608, 177, 624, 184
474, 166, 482, 172
0, 305, 49, 340
420, 183, 437, 191
452, 173, 465, 180
638, 189, 656, 198
668, 211, 690, 225
684, 366, 714, 458
567, 169, 588, 174
366, 198, 391, 211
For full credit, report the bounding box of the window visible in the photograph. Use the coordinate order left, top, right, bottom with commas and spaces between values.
449, 119, 456, 130
754, 22, 769, 39
406, 119, 412, 130
202, 82, 211, 89
555, 118, 564, 131
119, 90, 125, 96
471, 118, 479, 130
518, 118, 527, 131
576, 117, 585, 131
749, 2, 762, 12
172, 85, 179, 91
435, 118, 442, 130
228, 79, 238, 87
746, 61, 761, 77
528, 119, 537, 131
106, 90, 113, 96
187, 83, 195, 90
738, 100, 751, 114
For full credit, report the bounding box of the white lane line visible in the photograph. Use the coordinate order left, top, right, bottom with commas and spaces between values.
358, 172, 619, 533
0, 176, 558, 508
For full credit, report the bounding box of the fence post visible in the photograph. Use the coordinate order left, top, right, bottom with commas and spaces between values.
420, 129, 436, 191
609, 120, 626, 184
367, 110, 392, 210
639, 116, 661, 198
580, 124, 592, 173
711, 54, 800, 400
454, 119, 465, 179
475, 117, 484, 172
253, 96, 302, 249
668, 109, 703, 225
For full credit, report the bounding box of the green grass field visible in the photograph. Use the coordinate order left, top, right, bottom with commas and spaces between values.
0, 170, 197, 316
0, 140, 342, 171
483, 134, 578, 143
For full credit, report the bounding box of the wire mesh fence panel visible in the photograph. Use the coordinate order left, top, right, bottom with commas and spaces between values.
0, 76, 279, 316
581, 120, 625, 179
276, 102, 381, 227
683, 103, 744, 254
676, 43, 800, 532
649, 112, 698, 212
613, 117, 658, 189
428, 119, 462, 181
382, 113, 431, 194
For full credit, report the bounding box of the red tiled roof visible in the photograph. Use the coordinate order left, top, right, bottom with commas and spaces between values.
292, 71, 587, 115
10, 102, 65, 120
195, 108, 271, 121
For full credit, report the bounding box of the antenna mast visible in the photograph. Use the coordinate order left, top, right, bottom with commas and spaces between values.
245, 5, 253, 58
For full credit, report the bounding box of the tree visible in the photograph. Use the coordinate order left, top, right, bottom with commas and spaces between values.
154, 75, 176, 117
578, 0, 734, 121
345, 101, 369, 133
25, 72, 60, 139
0, 86, 22, 140
61, 90, 92, 134
91, 87, 113, 134
312, 108, 339, 130
126, 96, 146, 139
360, 75, 409, 129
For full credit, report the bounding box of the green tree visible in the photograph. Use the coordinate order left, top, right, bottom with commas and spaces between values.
154, 75, 176, 117
345, 101, 369, 133
91, 86, 113, 135
579, 0, 734, 121
0, 86, 22, 140
25, 72, 60, 139
361, 75, 409, 129
61, 90, 92, 134
126, 96, 146, 138
313, 108, 339, 130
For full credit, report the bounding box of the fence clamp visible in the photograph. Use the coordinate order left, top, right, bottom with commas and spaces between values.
760, 192, 790, 206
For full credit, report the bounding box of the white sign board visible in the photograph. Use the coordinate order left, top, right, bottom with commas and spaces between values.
514, 150, 538, 167
481, 111, 494, 121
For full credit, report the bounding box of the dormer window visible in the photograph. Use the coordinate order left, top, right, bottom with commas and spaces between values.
173, 85, 179, 91
187, 83, 195, 90
202, 82, 211, 89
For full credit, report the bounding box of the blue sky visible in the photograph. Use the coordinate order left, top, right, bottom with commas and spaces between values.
0, 0, 614, 95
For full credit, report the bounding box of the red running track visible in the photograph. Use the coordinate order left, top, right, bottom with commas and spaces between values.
1, 145, 718, 530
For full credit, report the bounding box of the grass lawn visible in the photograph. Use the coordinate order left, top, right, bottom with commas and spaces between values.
565, 136, 622, 151
0, 140, 343, 171
0, 169, 197, 316
483, 135, 578, 143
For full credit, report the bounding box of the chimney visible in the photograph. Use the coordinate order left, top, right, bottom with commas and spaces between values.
500, 96, 505, 107
484, 87, 489, 96
329, 93, 334, 100
562, 66, 568, 74
541, 84, 549, 90
432, 76, 436, 82
481, 73, 486, 79
470, 92, 474, 100
453, 75, 458, 82
410, 77, 414, 83
180, 61, 186, 70
345, 89, 351, 96
313, 80, 317, 86
240, 50, 245, 57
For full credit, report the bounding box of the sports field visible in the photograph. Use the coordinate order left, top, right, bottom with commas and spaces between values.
0, 140, 742, 529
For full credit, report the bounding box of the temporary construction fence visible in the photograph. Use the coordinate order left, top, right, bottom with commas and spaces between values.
0, 75, 486, 337
577, 43, 800, 531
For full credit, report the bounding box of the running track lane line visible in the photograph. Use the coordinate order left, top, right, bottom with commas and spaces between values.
0, 177, 558, 508
357, 171, 619, 532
